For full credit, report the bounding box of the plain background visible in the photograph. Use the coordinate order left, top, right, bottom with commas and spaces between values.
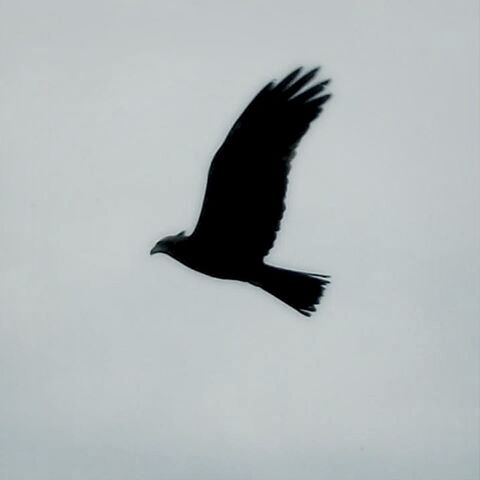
1, 1, 478, 479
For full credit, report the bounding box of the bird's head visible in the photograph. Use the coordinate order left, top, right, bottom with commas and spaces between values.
150, 230, 187, 256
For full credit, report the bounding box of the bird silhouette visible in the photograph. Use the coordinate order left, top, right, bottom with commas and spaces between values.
150, 67, 332, 316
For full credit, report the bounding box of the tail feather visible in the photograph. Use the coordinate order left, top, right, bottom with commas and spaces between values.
252, 265, 329, 316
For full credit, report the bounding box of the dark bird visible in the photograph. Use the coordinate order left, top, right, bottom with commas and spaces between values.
150, 67, 332, 316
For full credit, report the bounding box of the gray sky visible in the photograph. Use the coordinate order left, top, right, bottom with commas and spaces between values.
1, 1, 478, 479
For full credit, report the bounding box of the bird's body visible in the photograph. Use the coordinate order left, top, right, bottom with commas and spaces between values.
151, 67, 332, 316
158, 233, 256, 281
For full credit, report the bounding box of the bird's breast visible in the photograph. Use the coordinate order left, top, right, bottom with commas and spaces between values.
171, 243, 257, 282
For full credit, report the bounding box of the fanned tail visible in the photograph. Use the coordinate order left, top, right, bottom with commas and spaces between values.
252, 265, 330, 316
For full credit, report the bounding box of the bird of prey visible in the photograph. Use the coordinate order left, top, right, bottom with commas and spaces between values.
150, 67, 332, 316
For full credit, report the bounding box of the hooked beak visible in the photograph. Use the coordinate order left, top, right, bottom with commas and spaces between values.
150, 244, 165, 255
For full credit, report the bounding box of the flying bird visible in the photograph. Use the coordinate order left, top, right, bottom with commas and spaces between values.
150, 67, 332, 316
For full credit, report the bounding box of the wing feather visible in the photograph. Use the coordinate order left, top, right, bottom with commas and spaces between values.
191, 67, 332, 262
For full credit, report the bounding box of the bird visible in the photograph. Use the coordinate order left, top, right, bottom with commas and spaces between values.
150, 66, 332, 316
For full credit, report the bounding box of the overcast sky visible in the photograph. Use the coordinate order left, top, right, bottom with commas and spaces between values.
1, 1, 479, 479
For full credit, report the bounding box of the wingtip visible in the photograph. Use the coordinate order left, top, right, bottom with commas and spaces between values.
275, 67, 303, 90
307, 66, 321, 77
275, 66, 328, 90
280, 66, 328, 98
289, 66, 304, 77
320, 93, 333, 103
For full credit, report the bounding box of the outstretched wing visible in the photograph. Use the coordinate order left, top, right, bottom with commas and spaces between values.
191, 67, 331, 262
